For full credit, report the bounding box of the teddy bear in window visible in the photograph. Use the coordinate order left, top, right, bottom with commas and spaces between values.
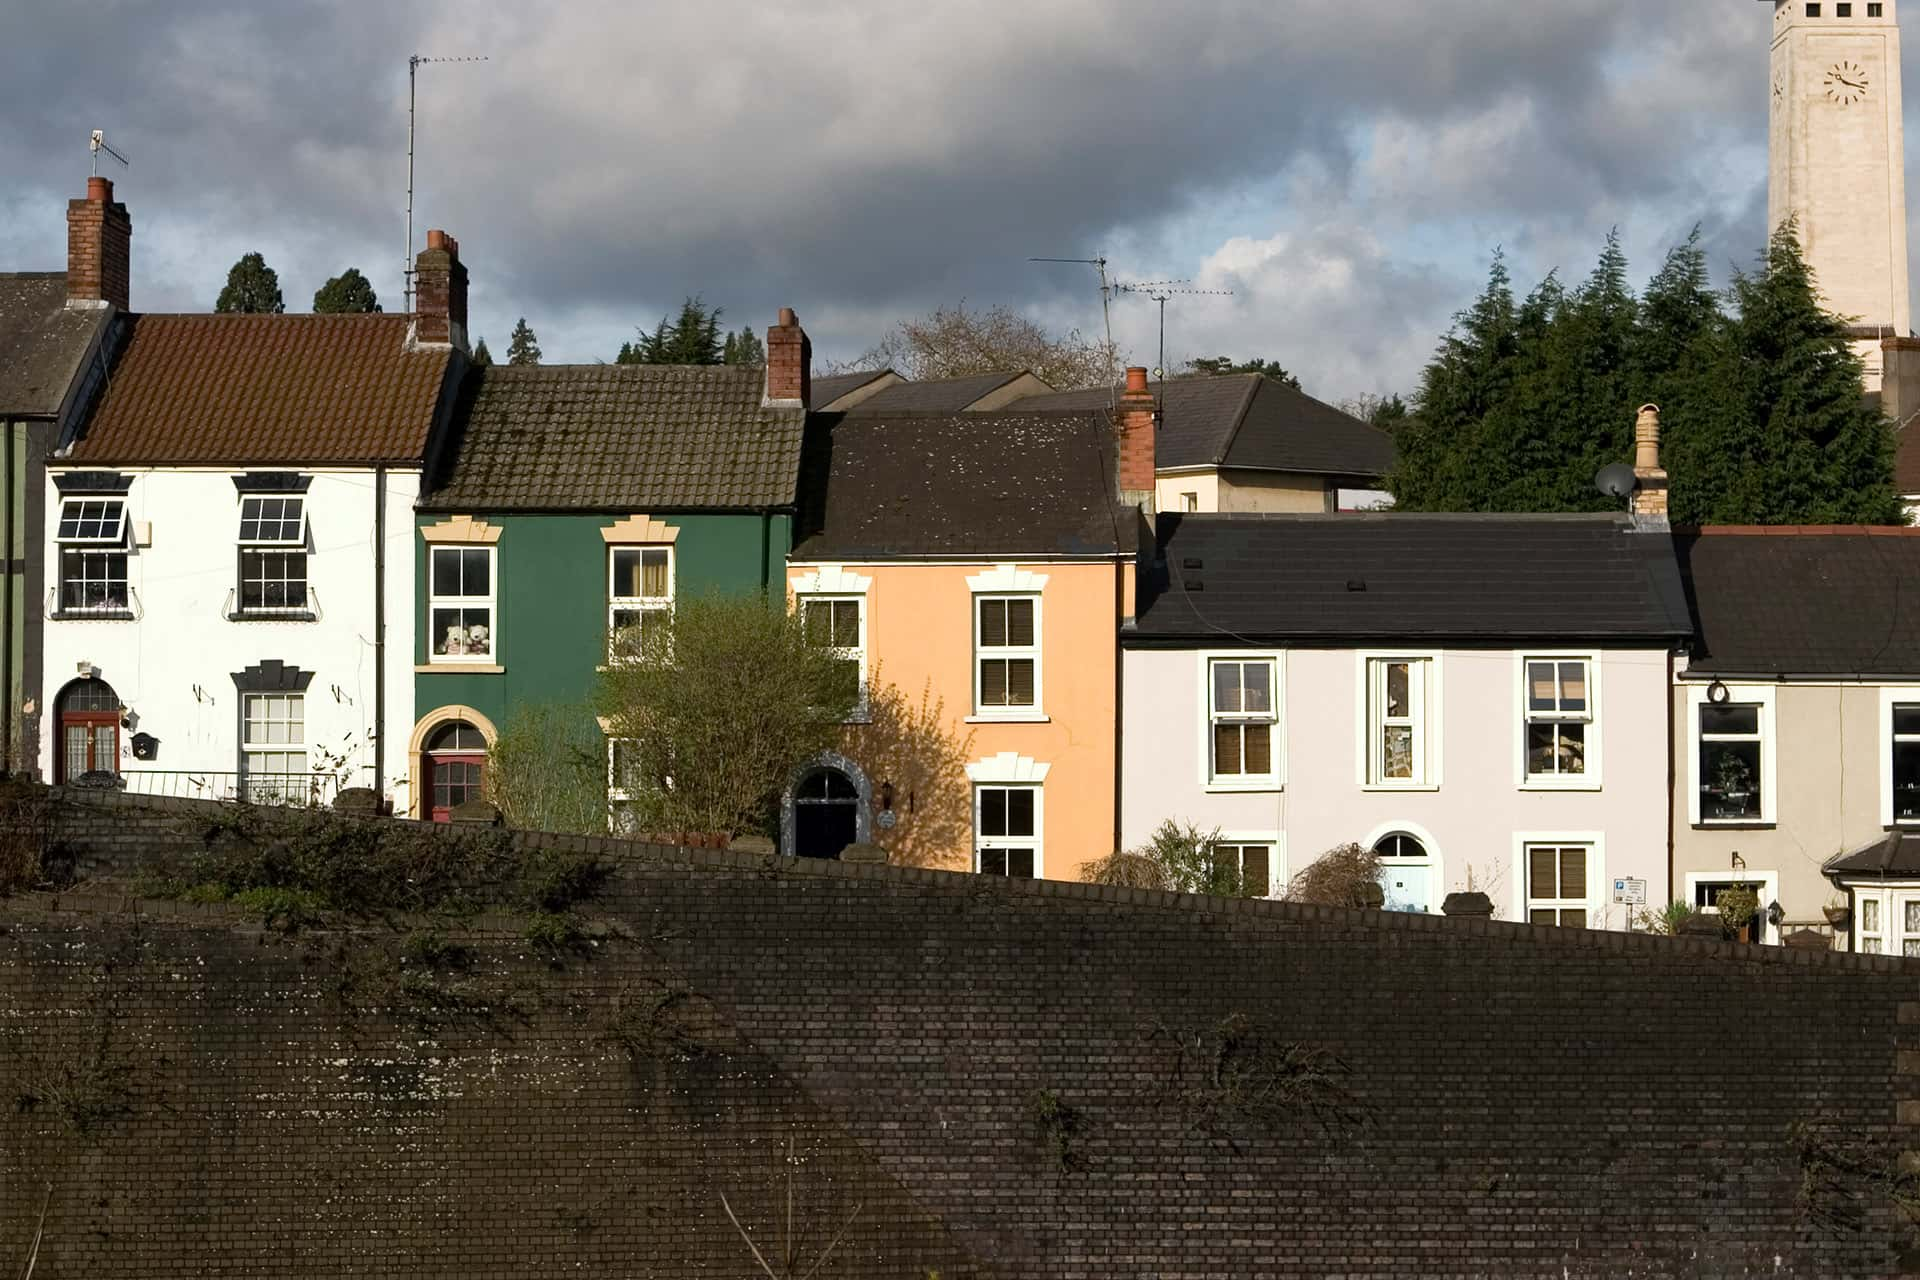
464, 623, 490, 655
442, 624, 467, 656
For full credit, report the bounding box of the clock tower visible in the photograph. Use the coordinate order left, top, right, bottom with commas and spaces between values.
1768, 0, 1910, 392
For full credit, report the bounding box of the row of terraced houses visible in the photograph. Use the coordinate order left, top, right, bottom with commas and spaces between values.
11, 177, 1920, 952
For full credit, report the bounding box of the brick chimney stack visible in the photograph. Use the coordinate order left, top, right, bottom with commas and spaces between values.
765, 307, 811, 408
412, 229, 468, 352
1117, 366, 1158, 512
1631, 403, 1669, 523
67, 176, 131, 311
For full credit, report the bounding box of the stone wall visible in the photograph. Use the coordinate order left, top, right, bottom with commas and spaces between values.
3, 786, 1920, 1277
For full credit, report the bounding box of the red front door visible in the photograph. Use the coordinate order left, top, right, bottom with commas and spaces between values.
60, 713, 118, 783
428, 753, 485, 823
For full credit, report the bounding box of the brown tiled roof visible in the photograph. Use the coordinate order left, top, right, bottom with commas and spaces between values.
1899, 421, 1920, 494
421, 364, 806, 511
64, 313, 451, 465
0, 273, 110, 416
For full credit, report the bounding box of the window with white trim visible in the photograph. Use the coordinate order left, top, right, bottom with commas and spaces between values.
241, 693, 306, 801
1859, 894, 1886, 953
975, 596, 1039, 714
608, 737, 641, 834
975, 784, 1039, 878
429, 546, 495, 661
1893, 704, 1920, 824
1523, 658, 1590, 781
802, 596, 865, 703
1524, 843, 1591, 927
55, 498, 129, 614
1211, 841, 1274, 898
1699, 703, 1764, 822
1209, 658, 1277, 784
1366, 657, 1431, 785
236, 496, 309, 616
608, 546, 671, 663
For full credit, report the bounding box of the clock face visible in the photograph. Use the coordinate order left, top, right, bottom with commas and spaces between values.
1826, 60, 1869, 106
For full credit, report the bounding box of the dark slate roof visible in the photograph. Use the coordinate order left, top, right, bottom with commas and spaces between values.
790, 410, 1134, 560
841, 371, 1031, 414
1130, 513, 1690, 643
809, 369, 893, 409
0, 273, 109, 416
66, 313, 450, 464
1829, 830, 1920, 879
1677, 528, 1920, 678
1011, 373, 1395, 478
422, 363, 805, 511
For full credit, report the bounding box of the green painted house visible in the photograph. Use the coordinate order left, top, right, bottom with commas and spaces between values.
410, 352, 808, 820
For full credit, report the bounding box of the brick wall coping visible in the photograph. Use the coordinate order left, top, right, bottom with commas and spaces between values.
44, 784, 1920, 976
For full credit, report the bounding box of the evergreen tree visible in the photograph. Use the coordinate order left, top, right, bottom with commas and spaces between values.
615, 340, 638, 364
1389, 228, 1903, 526
506, 317, 541, 366
1181, 356, 1301, 388
635, 296, 725, 364
215, 252, 285, 314
723, 325, 765, 366
311, 267, 381, 314
471, 337, 493, 367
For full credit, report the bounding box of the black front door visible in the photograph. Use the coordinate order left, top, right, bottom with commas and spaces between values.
794, 768, 858, 859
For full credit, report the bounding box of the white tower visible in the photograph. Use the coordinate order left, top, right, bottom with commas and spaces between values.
1768, 0, 1910, 392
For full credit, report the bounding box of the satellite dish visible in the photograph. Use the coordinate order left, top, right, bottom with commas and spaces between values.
1595, 463, 1638, 500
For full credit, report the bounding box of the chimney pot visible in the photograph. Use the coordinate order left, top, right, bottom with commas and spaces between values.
778, 306, 797, 327
427, 228, 449, 252
1126, 365, 1149, 394
86, 176, 112, 203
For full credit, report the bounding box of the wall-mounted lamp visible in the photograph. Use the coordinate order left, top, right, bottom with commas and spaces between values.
1731, 851, 1746, 871
1767, 900, 1785, 928
192, 684, 207, 703
879, 780, 895, 812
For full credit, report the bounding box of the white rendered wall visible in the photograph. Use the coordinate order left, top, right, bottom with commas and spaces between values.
38, 467, 419, 808
1121, 644, 1673, 925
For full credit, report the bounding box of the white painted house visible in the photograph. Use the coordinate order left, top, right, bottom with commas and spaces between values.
1120, 513, 1690, 927
37, 233, 468, 811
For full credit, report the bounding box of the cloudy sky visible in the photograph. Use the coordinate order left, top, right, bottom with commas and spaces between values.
0, 1, 1875, 403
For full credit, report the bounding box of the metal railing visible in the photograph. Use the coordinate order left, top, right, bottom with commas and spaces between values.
46, 585, 142, 621
222, 587, 322, 622
98, 769, 359, 808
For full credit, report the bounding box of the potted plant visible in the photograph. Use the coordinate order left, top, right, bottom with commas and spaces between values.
1717, 883, 1761, 944
1823, 893, 1851, 929
1710, 749, 1756, 815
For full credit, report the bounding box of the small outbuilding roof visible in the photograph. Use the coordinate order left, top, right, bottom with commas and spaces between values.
0, 273, 111, 417
1828, 830, 1920, 880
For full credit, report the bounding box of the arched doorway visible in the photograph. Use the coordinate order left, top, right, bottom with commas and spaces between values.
424, 719, 487, 822
55, 677, 121, 784
793, 766, 859, 859
1371, 829, 1437, 914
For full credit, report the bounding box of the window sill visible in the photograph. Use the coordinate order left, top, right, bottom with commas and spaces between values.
1362, 782, 1440, 793
416, 663, 505, 674
1520, 780, 1603, 793
49, 609, 134, 622
1206, 781, 1284, 794
965, 713, 1050, 724
226, 611, 317, 623
1692, 821, 1774, 831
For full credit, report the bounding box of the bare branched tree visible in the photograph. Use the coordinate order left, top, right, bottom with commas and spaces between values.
835, 301, 1117, 390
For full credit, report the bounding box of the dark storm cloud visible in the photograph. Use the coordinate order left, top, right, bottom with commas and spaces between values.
0, 1, 1810, 393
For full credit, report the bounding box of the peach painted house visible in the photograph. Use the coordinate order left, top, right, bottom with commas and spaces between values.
782, 380, 1154, 877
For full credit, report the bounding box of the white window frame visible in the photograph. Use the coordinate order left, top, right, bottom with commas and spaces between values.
1683, 870, 1781, 946
973, 783, 1043, 878
236, 495, 307, 546
54, 496, 131, 615
1880, 686, 1920, 828
427, 545, 498, 665
971, 594, 1045, 721
1211, 831, 1284, 900
1357, 652, 1441, 790
240, 692, 307, 798
800, 593, 868, 715
1511, 832, 1606, 929
1515, 652, 1602, 791
56, 497, 128, 544
1685, 683, 1777, 826
1198, 651, 1284, 791
1843, 883, 1920, 956
608, 544, 674, 664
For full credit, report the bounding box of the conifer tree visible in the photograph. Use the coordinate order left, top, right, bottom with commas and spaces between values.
215, 252, 286, 314
635, 297, 725, 365
471, 337, 493, 367
723, 325, 765, 366
311, 267, 381, 313
506, 317, 541, 366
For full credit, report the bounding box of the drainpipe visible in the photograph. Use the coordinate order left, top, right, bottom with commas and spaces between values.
761, 509, 772, 596
2, 421, 14, 777
374, 464, 387, 807
1666, 647, 1676, 911
1112, 557, 1124, 858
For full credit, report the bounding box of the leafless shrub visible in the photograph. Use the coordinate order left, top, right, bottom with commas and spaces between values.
1283, 843, 1382, 908
1079, 851, 1170, 890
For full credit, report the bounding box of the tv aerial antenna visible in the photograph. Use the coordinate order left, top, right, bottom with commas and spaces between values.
1111, 279, 1234, 382
89, 130, 129, 176
406, 54, 488, 311
1028, 254, 1119, 393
